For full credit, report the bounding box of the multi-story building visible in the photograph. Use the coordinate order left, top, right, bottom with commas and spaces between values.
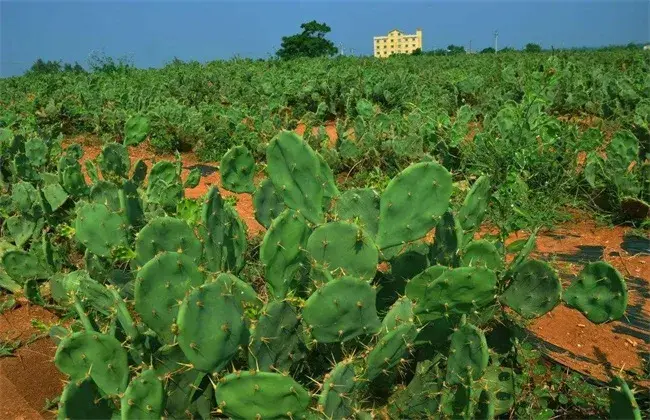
373, 28, 422, 58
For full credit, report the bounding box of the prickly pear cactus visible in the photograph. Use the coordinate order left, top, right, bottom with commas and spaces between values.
260, 208, 310, 298
74, 202, 128, 257
135, 252, 204, 343
54, 331, 129, 396
563, 261, 627, 324
248, 300, 304, 372
214, 371, 311, 419
97, 143, 130, 180
123, 115, 150, 147
267, 131, 325, 224
460, 240, 502, 271
365, 322, 417, 382
221, 145, 255, 193
445, 320, 488, 385
413, 267, 497, 321
318, 359, 360, 418
430, 210, 463, 267
252, 178, 285, 228
184, 167, 201, 189
306, 221, 379, 281
131, 159, 148, 186
333, 188, 380, 239
303, 276, 381, 343
609, 375, 641, 420
5, 216, 36, 247
58, 378, 115, 420
177, 280, 247, 372
457, 175, 491, 243
134, 216, 202, 268
500, 259, 561, 318
120, 369, 164, 420
376, 161, 452, 250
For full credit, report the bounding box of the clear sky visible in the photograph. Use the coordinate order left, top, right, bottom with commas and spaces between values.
1, 0, 648, 77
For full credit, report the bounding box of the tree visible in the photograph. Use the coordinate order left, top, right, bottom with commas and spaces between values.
28, 59, 62, 74
411, 48, 422, 56
480, 47, 495, 54
276, 21, 338, 59
447, 44, 466, 55
524, 43, 542, 53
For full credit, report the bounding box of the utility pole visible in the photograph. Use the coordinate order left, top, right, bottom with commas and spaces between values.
469, 39, 472, 54
494, 30, 499, 53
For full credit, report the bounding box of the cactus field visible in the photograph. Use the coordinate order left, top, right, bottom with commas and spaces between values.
0, 50, 649, 419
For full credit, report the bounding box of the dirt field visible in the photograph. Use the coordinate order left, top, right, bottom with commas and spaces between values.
1, 137, 648, 417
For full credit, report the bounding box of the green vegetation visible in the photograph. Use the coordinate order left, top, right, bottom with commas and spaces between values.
0, 47, 648, 418
0, 116, 646, 417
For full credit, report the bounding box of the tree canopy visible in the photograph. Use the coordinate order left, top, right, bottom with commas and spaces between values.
276, 21, 339, 60
524, 43, 542, 53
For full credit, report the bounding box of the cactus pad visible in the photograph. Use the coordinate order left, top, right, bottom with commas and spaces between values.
563, 261, 627, 324
413, 267, 497, 321
75, 202, 128, 257
123, 115, 150, 147
461, 240, 502, 271
500, 259, 561, 318
89, 181, 121, 211
85, 160, 100, 184
2, 249, 48, 282
5, 215, 36, 247
215, 371, 311, 419
446, 321, 488, 385
376, 161, 452, 250
42, 182, 69, 211
11, 181, 40, 215
121, 369, 164, 420
198, 187, 246, 273
457, 175, 491, 237
366, 322, 417, 382
131, 159, 148, 186
24, 138, 49, 167
260, 208, 310, 298
184, 167, 201, 189
135, 252, 204, 343
221, 145, 255, 193
58, 378, 114, 420
381, 296, 415, 333
609, 375, 641, 420
134, 217, 202, 268
333, 188, 380, 239
303, 276, 381, 343
177, 280, 247, 372
213, 272, 261, 310
405, 265, 449, 305
475, 389, 495, 420
248, 300, 303, 372
54, 331, 129, 396
119, 180, 145, 229
267, 130, 325, 224
430, 210, 463, 267
252, 178, 286, 228
62, 164, 89, 196
318, 360, 359, 418
306, 221, 379, 281
148, 160, 177, 189
98, 143, 130, 180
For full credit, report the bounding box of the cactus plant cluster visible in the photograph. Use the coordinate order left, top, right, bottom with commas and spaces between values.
0, 125, 643, 419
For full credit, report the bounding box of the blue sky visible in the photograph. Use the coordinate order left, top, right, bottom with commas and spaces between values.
1, 0, 648, 77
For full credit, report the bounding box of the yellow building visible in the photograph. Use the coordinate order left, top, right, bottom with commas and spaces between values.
374, 28, 422, 58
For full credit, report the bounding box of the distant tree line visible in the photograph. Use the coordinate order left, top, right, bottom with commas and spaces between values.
411, 41, 647, 56
26, 51, 134, 76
